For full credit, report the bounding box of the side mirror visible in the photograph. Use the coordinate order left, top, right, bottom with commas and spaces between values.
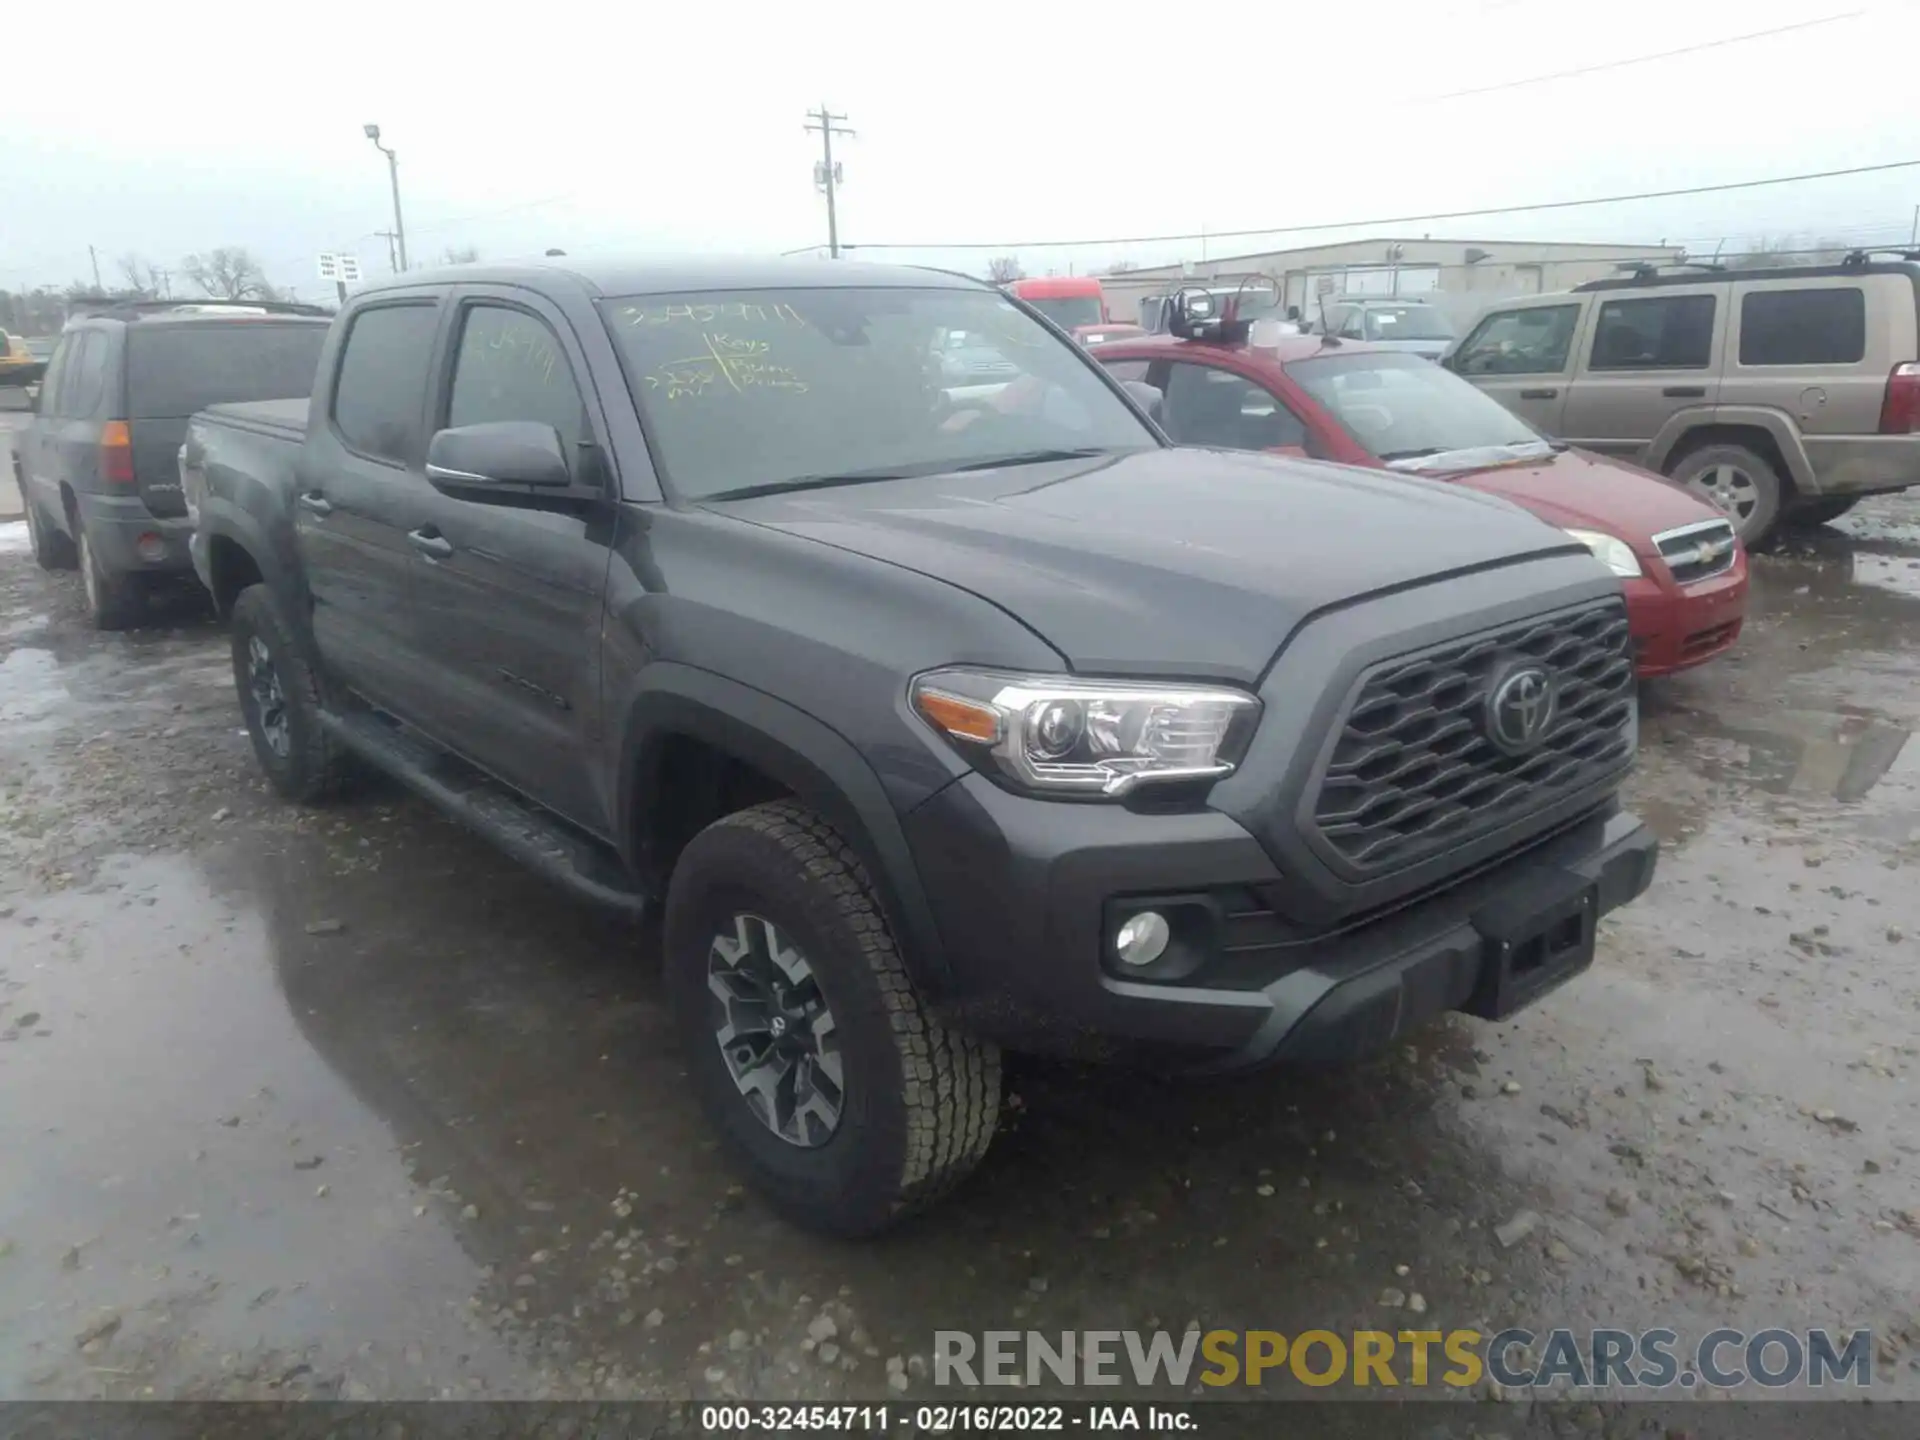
426, 421, 571, 494
1438, 353, 1459, 372
1121, 380, 1164, 424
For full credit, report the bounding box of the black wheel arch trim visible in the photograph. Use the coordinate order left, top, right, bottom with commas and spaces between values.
615, 663, 953, 992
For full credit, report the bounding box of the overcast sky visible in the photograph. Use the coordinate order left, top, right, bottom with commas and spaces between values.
5, 0, 1919, 296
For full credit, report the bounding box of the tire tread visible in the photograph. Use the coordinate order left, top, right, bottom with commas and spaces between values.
695, 800, 1000, 1225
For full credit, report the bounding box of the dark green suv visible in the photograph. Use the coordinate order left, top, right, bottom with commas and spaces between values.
14, 300, 329, 627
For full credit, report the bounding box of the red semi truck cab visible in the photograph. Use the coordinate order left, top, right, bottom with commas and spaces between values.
1004, 277, 1144, 347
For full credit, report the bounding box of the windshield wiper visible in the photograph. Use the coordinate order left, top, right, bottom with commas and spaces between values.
704, 449, 1117, 502
704, 465, 942, 502
947, 447, 1114, 472
1378, 446, 1447, 462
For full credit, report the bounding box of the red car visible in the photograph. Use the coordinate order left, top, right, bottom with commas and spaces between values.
1092, 330, 1748, 678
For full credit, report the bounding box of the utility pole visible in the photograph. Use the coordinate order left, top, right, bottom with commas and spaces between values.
376, 231, 400, 272
88, 245, 101, 291
1911, 204, 1918, 248
804, 104, 854, 259
363, 125, 408, 271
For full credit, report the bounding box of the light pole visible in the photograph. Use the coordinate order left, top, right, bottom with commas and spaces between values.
363, 124, 408, 272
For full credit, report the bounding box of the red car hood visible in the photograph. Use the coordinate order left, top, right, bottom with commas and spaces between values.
1436, 448, 1723, 554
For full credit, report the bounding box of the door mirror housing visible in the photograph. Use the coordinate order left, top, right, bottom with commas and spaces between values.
426, 422, 572, 495
1121, 379, 1164, 425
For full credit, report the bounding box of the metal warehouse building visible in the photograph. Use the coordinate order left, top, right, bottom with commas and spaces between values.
1098, 236, 1686, 330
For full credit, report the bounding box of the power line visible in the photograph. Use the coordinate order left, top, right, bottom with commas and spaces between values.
842, 157, 1920, 254
1428, 11, 1864, 101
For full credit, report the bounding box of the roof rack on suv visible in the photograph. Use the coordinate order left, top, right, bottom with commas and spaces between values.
65, 297, 332, 322
1843, 247, 1920, 266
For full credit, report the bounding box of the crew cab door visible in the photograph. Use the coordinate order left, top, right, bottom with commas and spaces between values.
407, 287, 616, 833
294, 297, 446, 719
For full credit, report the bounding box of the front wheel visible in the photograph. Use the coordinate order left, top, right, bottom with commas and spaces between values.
665, 801, 1000, 1236
229, 584, 355, 803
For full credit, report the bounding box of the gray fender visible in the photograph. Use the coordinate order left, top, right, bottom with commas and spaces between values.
615, 663, 951, 991
1647, 405, 1817, 493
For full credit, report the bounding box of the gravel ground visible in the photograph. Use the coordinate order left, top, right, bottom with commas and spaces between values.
1, 485, 1918, 1418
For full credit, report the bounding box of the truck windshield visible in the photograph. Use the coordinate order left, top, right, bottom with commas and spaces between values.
1023, 296, 1104, 331
1290, 350, 1544, 466
127, 323, 329, 419
603, 287, 1155, 500
1361, 306, 1455, 342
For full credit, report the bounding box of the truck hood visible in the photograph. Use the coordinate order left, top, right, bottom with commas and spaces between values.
709, 448, 1582, 683
1432, 447, 1726, 555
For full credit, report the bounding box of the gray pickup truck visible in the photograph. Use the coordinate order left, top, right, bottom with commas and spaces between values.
183, 257, 1657, 1234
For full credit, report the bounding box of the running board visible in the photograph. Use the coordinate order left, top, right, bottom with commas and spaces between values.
319, 710, 647, 915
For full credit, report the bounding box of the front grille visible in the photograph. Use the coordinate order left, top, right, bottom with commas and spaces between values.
1310, 599, 1635, 874
1654, 518, 1738, 585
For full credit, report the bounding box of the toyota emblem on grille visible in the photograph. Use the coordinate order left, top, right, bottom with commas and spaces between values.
1487, 664, 1557, 753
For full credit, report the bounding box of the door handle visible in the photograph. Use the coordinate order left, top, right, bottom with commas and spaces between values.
408, 528, 454, 561
1519, 388, 1559, 400
1662, 386, 1707, 399
297, 491, 333, 516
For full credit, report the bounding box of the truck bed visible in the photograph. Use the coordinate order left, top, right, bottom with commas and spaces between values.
201, 397, 310, 441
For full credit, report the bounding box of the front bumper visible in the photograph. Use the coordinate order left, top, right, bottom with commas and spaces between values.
74, 492, 194, 577
903, 773, 1656, 1072
1624, 563, 1748, 678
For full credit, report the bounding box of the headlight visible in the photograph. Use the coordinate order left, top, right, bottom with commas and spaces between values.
910, 668, 1261, 798
1564, 527, 1642, 578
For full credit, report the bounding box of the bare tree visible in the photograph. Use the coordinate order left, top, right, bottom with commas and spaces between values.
986, 256, 1025, 284
1722, 234, 1857, 269
181, 247, 280, 301
440, 245, 481, 265
116, 253, 170, 298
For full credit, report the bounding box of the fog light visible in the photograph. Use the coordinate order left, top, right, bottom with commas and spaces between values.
136, 532, 166, 562
1114, 911, 1171, 967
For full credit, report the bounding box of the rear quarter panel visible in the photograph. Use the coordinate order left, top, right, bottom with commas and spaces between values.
187, 410, 308, 619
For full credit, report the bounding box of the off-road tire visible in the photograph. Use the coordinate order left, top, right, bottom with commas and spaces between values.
665, 800, 1000, 1236
24, 496, 77, 571
230, 584, 356, 803
76, 521, 143, 630
1666, 442, 1786, 549
1785, 495, 1860, 528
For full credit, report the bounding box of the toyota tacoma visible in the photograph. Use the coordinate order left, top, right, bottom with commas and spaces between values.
182, 258, 1657, 1235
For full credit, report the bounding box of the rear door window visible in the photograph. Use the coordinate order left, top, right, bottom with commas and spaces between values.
332, 303, 441, 464
1454, 305, 1579, 375
1589, 294, 1716, 370
35, 336, 72, 415
61, 332, 109, 418
1737, 287, 1866, 365
127, 323, 329, 418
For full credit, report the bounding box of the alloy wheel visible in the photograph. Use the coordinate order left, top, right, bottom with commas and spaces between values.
707, 913, 844, 1147
246, 635, 291, 758
1685, 463, 1759, 527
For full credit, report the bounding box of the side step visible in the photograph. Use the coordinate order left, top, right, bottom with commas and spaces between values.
319, 710, 647, 915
